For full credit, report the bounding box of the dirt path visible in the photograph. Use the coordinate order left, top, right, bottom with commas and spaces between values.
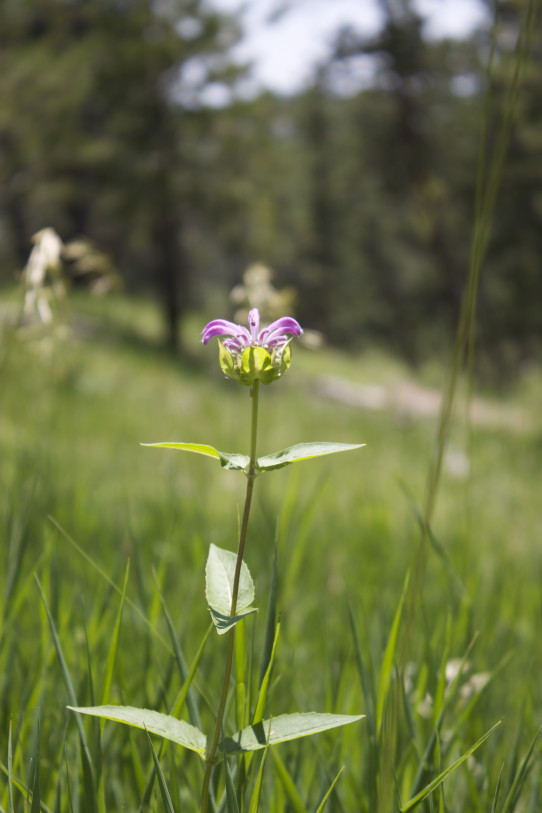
314, 374, 530, 431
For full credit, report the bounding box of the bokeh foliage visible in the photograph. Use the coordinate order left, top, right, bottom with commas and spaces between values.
0, 0, 541, 368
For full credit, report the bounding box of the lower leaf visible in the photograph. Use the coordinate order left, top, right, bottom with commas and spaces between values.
68, 705, 207, 757
221, 712, 364, 755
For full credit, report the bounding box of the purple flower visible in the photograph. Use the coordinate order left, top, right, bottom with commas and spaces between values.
202, 308, 303, 384
202, 308, 302, 352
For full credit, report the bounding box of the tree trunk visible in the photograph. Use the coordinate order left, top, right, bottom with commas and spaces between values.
151, 168, 187, 354
0, 130, 31, 267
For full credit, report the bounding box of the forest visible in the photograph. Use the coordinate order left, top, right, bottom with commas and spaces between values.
1, 0, 540, 371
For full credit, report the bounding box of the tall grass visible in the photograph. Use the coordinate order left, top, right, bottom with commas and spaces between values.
1, 290, 541, 811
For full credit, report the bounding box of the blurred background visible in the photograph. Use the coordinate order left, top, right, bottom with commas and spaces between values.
1, 0, 540, 374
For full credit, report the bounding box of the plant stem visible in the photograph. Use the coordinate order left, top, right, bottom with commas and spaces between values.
200, 381, 260, 813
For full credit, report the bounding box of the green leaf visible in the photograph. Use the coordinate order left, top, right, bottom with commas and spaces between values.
209, 606, 258, 634
68, 705, 206, 757
142, 441, 220, 459
205, 544, 256, 635
399, 720, 502, 812
221, 713, 364, 755
142, 442, 249, 472
256, 442, 365, 472
216, 451, 251, 471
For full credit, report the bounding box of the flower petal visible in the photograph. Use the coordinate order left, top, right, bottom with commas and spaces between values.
202, 320, 251, 345
259, 317, 303, 347
258, 316, 303, 344
248, 308, 260, 342
222, 337, 244, 353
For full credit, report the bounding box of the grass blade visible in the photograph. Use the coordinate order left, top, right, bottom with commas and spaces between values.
154, 571, 206, 729
400, 720, 502, 812
30, 715, 41, 813
271, 751, 308, 813
48, 517, 172, 654
137, 624, 212, 811
501, 727, 541, 813
347, 601, 377, 808
35, 576, 95, 781
101, 560, 130, 705
410, 634, 479, 799
247, 749, 269, 813
169, 625, 213, 725
376, 574, 408, 738
314, 765, 345, 813
225, 762, 240, 813
8, 719, 15, 813
491, 763, 505, 813
235, 611, 248, 733
252, 622, 280, 725
0, 763, 54, 813
259, 540, 278, 685
144, 728, 175, 813
347, 602, 376, 729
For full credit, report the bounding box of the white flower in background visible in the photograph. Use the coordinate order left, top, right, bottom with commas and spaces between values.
22, 228, 65, 324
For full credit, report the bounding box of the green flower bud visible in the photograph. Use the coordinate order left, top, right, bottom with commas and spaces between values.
219, 342, 292, 385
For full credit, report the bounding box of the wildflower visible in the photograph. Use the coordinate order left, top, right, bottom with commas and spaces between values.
202, 307, 303, 385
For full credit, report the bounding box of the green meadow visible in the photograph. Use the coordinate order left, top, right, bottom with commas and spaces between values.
1, 293, 541, 812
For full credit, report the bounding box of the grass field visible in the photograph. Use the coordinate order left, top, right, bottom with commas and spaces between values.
1, 292, 541, 812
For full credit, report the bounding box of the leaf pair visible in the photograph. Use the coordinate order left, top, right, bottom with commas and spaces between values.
67, 705, 364, 761
142, 441, 365, 473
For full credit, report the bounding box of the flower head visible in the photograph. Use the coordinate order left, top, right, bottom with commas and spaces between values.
202, 307, 303, 385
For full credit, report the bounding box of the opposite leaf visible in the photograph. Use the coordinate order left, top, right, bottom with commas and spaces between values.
221, 712, 364, 755
209, 606, 258, 635
205, 544, 256, 634
142, 442, 249, 472
257, 442, 365, 471
68, 705, 206, 756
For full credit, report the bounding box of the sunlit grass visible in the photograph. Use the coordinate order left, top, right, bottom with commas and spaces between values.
1, 292, 541, 811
